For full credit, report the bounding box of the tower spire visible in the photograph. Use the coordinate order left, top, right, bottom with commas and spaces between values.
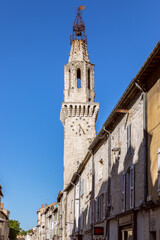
70, 6, 87, 45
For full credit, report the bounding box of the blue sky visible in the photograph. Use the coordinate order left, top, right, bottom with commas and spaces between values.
0, 0, 159, 230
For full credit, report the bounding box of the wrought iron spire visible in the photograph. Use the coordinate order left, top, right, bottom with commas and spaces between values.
70, 6, 87, 45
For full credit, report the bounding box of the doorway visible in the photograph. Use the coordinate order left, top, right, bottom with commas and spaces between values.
120, 226, 133, 240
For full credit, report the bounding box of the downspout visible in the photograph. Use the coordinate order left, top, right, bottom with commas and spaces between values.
103, 126, 111, 240
135, 82, 148, 203
88, 149, 94, 240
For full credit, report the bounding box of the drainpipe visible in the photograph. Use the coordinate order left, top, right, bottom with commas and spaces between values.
88, 149, 94, 240
135, 82, 148, 203
103, 126, 111, 240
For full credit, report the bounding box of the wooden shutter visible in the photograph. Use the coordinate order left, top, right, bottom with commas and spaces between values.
127, 124, 131, 154
98, 196, 101, 221
102, 193, 106, 220
80, 208, 84, 230
158, 148, 160, 195
130, 164, 135, 209
122, 171, 126, 212
94, 199, 96, 223
96, 198, 98, 222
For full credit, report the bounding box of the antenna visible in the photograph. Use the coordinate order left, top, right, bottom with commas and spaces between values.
78, 6, 85, 11
70, 6, 87, 45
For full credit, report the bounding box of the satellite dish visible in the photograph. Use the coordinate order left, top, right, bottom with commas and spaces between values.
79, 6, 85, 11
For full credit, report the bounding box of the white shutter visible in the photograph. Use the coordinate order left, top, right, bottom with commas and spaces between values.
75, 199, 79, 230
75, 182, 80, 199
75, 183, 80, 231
130, 164, 135, 209
80, 179, 84, 196
82, 179, 84, 195
158, 148, 160, 195
122, 171, 126, 212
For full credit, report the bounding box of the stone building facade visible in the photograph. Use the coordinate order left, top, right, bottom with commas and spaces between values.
0, 185, 9, 240
30, 8, 160, 240
60, 8, 160, 240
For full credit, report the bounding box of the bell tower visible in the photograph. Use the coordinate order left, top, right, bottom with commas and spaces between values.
60, 7, 99, 188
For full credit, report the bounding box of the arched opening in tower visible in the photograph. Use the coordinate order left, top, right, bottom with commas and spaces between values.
77, 68, 81, 88
88, 69, 90, 90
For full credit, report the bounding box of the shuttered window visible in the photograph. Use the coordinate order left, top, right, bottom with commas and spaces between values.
130, 164, 135, 209
158, 148, 160, 196
102, 192, 107, 220
80, 179, 84, 196
80, 208, 84, 230
127, 124, 131, 155
96, 197, 98, 222
122, 171, 126, 212
75, 183, 80, 232
94, 199, 96, 223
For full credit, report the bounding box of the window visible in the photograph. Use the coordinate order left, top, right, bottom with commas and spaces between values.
120, 226, 133, 240
77, 68, 81, 88
99, 159, 103, 181
122, 171, 126, 212
80, 208, 84, 230
150, 231, 156, 240
122, 165, 135, 212
127, 124, 131, 155
130, 164, 135, 209
68, 69, 71, 94
88, 69, 90, 89
158, 148, 160, 196
80, 179, 84, 196
70, 200, 73, 214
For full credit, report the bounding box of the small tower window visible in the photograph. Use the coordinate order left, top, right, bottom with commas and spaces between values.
68, 69, 71, 94
77, 68, 81, 88
88, 69, 90, 89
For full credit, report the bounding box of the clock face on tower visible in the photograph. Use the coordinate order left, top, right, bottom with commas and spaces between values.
70, 117, 91, 136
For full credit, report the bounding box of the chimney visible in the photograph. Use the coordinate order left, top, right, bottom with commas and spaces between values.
41, 204, 43, 208
45, 204, 47, 207
0, 203, 4, 209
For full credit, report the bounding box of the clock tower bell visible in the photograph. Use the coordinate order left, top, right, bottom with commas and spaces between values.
60, 7, 99, 188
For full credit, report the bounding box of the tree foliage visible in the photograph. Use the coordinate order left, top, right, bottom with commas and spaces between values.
8, 219, 32, 239
8, 219, 21, 240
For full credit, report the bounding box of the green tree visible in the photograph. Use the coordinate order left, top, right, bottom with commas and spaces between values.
20, 230, 27, 236
8, 219, 22, 240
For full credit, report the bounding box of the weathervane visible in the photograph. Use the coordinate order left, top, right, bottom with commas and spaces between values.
70, 6, 87, 45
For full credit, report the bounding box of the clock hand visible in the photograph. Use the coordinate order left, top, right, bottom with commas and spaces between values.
79, 124, 85, 134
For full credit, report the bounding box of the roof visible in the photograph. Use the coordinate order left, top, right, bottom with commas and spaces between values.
57, 190, 63, 202
37, 202, 57, 213
64, 40, 160, 192
0, 185, 4, 197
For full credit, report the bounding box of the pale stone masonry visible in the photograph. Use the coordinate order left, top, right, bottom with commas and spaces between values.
0, 185, 9, 240
30, 8, 160, 240
60, 9, 160, 240
60, 37, 99, 188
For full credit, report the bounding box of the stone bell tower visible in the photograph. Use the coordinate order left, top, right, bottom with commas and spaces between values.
60, 7, 99, 188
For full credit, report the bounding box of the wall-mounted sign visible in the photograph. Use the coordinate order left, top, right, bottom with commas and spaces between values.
94, 227, 104, 236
